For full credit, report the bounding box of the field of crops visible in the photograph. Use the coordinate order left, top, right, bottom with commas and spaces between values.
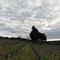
0, 39, 60, 60
38, 44, 60, 60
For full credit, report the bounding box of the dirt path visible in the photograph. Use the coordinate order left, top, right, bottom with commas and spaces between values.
19, 43, 39, 60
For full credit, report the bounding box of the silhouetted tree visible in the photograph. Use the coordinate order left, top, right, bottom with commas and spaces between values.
30, 26, 47, 43
30, 26, 39, 42
42, 33, 47, 42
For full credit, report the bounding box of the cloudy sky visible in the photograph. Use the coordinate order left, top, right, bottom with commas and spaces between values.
0, 0, 60, 40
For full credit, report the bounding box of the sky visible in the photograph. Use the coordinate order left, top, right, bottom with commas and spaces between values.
0, 0, 60, 40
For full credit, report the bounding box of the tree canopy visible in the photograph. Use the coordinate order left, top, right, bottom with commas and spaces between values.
30, 26, 47, 43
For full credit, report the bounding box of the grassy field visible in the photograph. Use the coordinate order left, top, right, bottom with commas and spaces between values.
0, 39, 60, 60
38, 44, 60, 60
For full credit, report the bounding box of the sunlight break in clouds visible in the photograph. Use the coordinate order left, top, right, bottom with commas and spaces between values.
0, 0, 60, 40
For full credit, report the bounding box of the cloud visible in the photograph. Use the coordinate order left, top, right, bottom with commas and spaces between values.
35, 0, 60, 20
0, 0, 60, 39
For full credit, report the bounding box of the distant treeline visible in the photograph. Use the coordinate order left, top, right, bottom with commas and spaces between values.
45, 41, 60, 45
0, 36, 60, 45
0, 36, 23, 40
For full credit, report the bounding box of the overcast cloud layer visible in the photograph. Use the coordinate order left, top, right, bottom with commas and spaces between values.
0, 0, 60, 40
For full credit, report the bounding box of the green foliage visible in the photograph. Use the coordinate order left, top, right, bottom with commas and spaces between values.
0, 41, 26, 60
0, 39, 60, 60
30, 43, 48, 60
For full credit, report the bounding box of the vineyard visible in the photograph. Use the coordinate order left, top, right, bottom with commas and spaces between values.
0, 39, 60, 60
